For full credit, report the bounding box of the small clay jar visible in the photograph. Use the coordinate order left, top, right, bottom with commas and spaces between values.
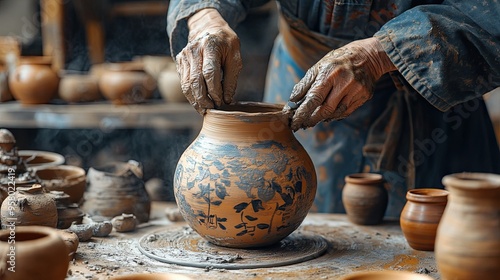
83, 160, 151, 223
0, 226, 70, 280
36, 165, 86, 204
58, 73, 101, 103
51, 191, 84, 229
111, 213, 138, 232
400, 188, 448, 251
436, 173, 500, 279
342, 173, 388, 225
8, 56, 59, 105
0, 184, 58, 228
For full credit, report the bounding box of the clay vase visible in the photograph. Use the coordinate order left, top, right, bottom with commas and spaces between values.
36, 165, 86, 204
0, 226, 70, 280
51, 191, 84, 229
174, 102, 317, 248
97, 62, 156, 105
0, 184, 58, 228
8, 56, 59, 105
400, 188, 448, 251
342, 173, 388, 225
435, 172, 500, 280
83, 160, 151, 223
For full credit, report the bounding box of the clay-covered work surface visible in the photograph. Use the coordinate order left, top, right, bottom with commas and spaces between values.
66, 202, 440, 280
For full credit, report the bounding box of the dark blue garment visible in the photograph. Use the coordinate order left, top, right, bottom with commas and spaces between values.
167, 0, 500, 217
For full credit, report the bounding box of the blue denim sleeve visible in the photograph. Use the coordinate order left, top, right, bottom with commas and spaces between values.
167, 0, 271, 57
374, 0, 500, 111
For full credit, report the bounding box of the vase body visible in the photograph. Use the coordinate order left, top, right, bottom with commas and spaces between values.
436, 173, 500, 279
342, 173, 387, 225
83, 160, 151, 223
174, 102, 317, 248
0, 226, 69, 280
0, 184, 58, 228
8, 56, 59, 105
400, 188, 448, 251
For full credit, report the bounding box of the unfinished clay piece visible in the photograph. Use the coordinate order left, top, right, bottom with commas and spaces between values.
68, 223, 94, 242
111, 213, 138, 232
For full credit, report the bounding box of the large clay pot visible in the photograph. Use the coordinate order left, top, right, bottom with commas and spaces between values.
8, 56, 59, 105
400, 188, 448, 251
36, 165, 86, 204
435, 173, 500, 279
174, 102, 317, 248
0, 184, 58, 228
342, 173, 388, 225
83, 160, 151, 223
0, 226, 70, 280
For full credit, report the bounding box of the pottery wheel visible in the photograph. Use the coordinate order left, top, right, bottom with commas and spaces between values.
138, 225, 328, 269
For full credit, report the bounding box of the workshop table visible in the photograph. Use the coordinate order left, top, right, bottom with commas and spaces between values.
66, 202, 439, 280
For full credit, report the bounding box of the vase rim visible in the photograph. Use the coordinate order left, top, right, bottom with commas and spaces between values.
442, 172, 500, 190
0, 225, 54, 243
345, 173, 384, 184
406, 188, 448, 202
206, 102, 286, 117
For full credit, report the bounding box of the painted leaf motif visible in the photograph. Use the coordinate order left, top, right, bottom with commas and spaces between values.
218, 223, 226, 230
217, 217, 227, 222
251, 199, 265, 212
211, 200, 222, 206
215, 184, 228, 199
271, 181, 282, 193
257, 224, 269, 229
245, 215, 258, 221
294, 180, 302, 193
234, 202, 249, 213
199, 183, 211, 197
187, 181, 195, 190
235, 223, 244, 229
236, 230, 248, 236
199, 218, 205, 223
280, 193, 293, 206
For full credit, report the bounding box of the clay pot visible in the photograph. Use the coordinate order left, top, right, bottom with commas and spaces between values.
97, 62, 156, 105
342, 173, 388, 225
157, 57, 185, 103
8, 56, 59, 105
51, 191, 84, 229
174, 102, 317, 248
18, 150, 65, 170
58, 73, 101, 103
83, 160, 151, 223
435, 173, 500, 279
110, 273, 193, 280
0, 226, 70, 280
400, 188, 448, 251
339, 270, 434, 280
36, 165, 86, 204
0, 184, 58, 228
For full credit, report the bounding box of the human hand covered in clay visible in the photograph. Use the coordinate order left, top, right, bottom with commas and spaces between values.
176, 8, 242, 114
285, 37, 396, 130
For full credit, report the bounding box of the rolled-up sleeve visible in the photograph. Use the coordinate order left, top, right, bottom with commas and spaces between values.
374, 0, 500, 111
167, 0, 270, 58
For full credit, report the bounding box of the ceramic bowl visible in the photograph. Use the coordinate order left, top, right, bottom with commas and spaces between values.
110, 273, 193, 280
340, 270, 435, 280
18, 150, 65, 170
58, 73, 101, 103
36, 165, 86, 204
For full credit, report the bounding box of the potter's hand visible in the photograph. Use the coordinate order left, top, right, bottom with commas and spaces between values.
176, 8, 242, 114
285, 37, 396, 130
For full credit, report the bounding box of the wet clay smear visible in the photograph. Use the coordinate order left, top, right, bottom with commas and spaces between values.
138, 225, 328, 269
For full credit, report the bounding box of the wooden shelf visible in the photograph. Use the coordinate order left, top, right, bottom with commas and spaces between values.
0, 100, 202, 130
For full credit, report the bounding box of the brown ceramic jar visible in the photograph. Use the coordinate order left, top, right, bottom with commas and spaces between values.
435, 173, 500, 280
0, 184, 58, 228
0, 226, 70, 280
83, 160, 151, 223
174, 102, 317, 248
8, 56, 59, 105
342, 173, 388, 225
400, 188, 448, 251
36, 164, 86, 204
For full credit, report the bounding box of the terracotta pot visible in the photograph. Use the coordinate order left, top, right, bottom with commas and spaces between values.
8, 56, 59, 105
0, 184, 58, 228
339, 270, 434, 280
342, 173, 388, 225
435, 173, 500, 279
58, 73, 101, 103
83, 160, 151, 223
51, 191, 84, 229
36, 165, 86, 204
174, 102, 317, 248
0, 226, 70, 280
97, 62, 156, 105
18, 150, 65, 171
110, 273, 193, 280
400, 188, 448, 251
